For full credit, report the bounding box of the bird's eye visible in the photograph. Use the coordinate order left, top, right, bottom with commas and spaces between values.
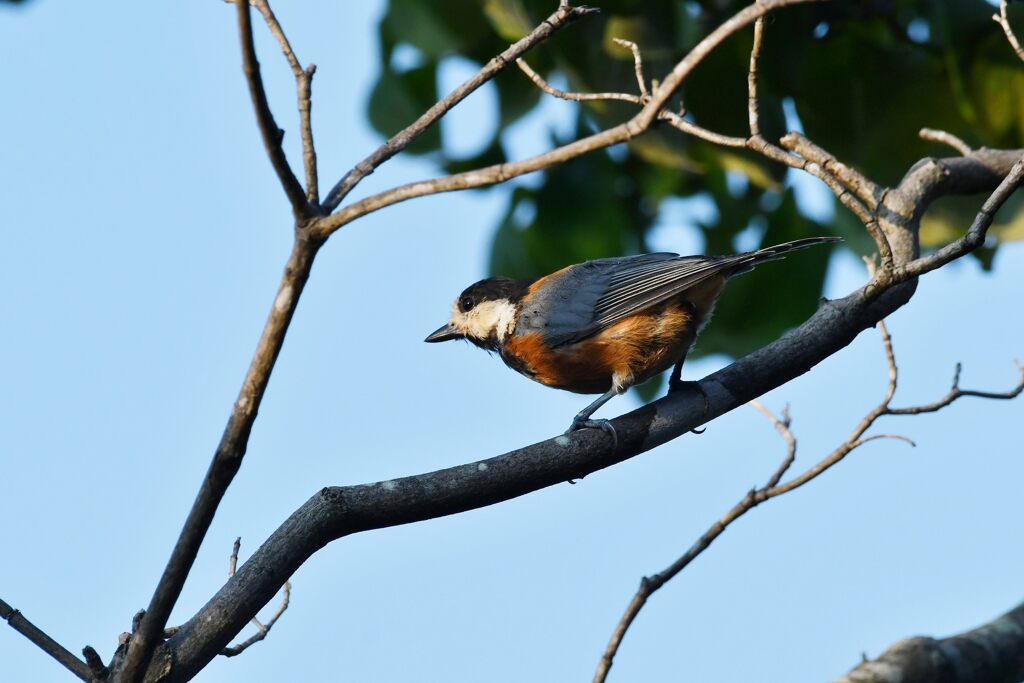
459, 295, 475, 311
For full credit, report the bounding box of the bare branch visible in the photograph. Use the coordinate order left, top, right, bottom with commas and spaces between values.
750, 400, 797, 488
888, 361, 1024, 415
116, 237, 320, 683
779, 132, 892, 270
220, 539, 292, 658
593, 317, 1022, 682
134, 137, 1024, 683
994, 0, 1024, 63
83, 645, 109, 681
0, 597, 92, 682
235, 0, 310, 219
317, 0, 826, 239
919, 127, 972, 156
747, 13, 765, 137
779, 131, 882, 211
833, 599, 1024, 683
320, 3, 600, 213
890, 155, 1024, 283
611, 38, 649, 99
250, 0, 319, 205
515, 58, 642, 103
516, 56, 748, 148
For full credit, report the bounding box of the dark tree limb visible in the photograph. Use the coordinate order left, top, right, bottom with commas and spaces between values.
0, 597, 91, 682
114, 236, 320, 683
130, 138, 1024, 681
833, 600, 1024, 683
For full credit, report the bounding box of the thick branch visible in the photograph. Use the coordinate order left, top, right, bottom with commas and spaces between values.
1, 597, 91, 681
236, 0, 310, 218
319, 2, 599, 213
115, 237, 319, 683
135, 147, 1022, 683
889, 155, 1024, 283
833, 600, 1024, 683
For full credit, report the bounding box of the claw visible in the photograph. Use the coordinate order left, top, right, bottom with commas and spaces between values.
669, 380, 710, 416
566, 418, 618, 449
668, 379, 710, 434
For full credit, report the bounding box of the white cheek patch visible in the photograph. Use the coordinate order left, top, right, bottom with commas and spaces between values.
450, 300, 517, 342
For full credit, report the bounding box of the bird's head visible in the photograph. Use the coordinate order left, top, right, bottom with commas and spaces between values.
425, 277, 532, 351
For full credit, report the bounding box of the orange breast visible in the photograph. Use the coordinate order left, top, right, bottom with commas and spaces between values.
501, 298, 698, 394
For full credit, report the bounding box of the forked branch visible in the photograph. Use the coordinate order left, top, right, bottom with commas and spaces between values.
592, 320, 1024, 683
220, 539, 292, 657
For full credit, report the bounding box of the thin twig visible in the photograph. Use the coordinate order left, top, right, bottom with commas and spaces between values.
0, 597, 92, 682
320, 3, 600, 213
888, 361, 1024, 415
994, 0, 1024, 63
515, 58, 641, 103
747, 11, 765, 137
779, 132, 892, 271
919, 128, 972, 156
593, 319, 1022, 682
220, 538, 292, 657
250, 0, 320, 205
235, 0, 310, 219
612, 38, 649, 98
515, 57, 747, 147
750, 401, 797, 487
316, 0, 827, 239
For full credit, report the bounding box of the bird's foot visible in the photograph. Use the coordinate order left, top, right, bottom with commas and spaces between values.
566, 417, 618, 449
668, 379, 710, 433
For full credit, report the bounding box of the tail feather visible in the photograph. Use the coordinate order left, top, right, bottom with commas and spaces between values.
730, 236, 840, 275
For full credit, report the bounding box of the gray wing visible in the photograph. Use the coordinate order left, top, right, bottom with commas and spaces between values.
516, 252, 742, 347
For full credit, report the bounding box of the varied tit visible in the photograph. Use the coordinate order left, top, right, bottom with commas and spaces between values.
426, 236, 840, 441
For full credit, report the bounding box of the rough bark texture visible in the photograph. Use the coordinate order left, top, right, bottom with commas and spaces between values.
833, 601, 1024, 683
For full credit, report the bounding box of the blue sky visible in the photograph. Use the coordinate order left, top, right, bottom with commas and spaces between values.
1, 2, 1022, 682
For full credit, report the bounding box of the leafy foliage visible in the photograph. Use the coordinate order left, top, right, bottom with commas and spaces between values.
368, 0, 1024, 367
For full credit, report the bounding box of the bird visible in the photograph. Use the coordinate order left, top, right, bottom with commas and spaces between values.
425, 236, 840, 441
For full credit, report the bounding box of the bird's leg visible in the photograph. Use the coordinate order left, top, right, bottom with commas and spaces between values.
566, 387, 619, 447
668, 351, 690, 393
668, 351, 710, 429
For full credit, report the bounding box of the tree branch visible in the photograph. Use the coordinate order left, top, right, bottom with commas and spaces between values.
115, 236, 320, 683
592, 318, 1023, 683
235, 0, 310, 219
0, 597, 92, 682
833, 600, 1024, 683
888, 155, 1024, 284
994, 0, 1024, 63
248, 0, 320, 205
220, 538, 291, 657
919, 127, 972, 156
319, 2, 600, 213
131, 142, 1024, 681
315, 0, 827, 239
